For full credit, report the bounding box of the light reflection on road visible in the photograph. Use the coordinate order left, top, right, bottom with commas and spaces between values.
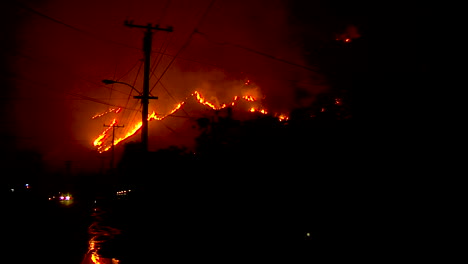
82, 204, 121, 264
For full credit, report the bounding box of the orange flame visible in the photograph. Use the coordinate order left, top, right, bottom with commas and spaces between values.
192, 91, 226, 110
92, 108, 122, 119
149, 102, 185, 121
93, 102, 186, 153
242, 95, 256, 102
93, 119, 117, 148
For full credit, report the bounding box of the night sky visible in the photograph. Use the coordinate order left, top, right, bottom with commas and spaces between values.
1, 0, 368, 175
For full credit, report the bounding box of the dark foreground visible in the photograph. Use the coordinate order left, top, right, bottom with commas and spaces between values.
3, 180, 368, 263
84, 180, 367, 263
4, 190, 92, 264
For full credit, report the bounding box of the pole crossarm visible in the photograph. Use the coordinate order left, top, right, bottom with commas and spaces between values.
124, 20, 173, 32
133, 95, 158, 100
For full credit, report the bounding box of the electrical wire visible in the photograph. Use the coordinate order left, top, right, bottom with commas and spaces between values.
149, 0, 217, 95
116, 59, 143, 82
7, 48, 132, 97
194, 30, 319, 73
150, 33, 173, 81
156, 0, 172, 25
13, 73, 140, 111
160, 119, 179, 135
15, 2, 141, 51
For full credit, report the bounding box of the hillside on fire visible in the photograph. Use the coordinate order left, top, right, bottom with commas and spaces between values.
115, 86, 354, 180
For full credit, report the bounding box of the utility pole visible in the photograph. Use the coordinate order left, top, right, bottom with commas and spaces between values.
104, 123, 124, 170
124, 20, 173, 152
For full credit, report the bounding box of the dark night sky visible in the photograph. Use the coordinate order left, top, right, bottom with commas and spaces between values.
1, 0, 368, 175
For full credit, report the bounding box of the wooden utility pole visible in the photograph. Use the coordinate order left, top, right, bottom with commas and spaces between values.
124, 20, 173, 152
104, 123, 124, 169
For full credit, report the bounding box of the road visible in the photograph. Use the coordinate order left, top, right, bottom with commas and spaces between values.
75, 186, 346, 263
3, 184, 365, 263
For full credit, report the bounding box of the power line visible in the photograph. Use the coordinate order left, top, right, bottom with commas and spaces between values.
194, 30, 319, 73
116, 59, 143, 82
15, 2, 140, 50
66, 92, 141, 112
150, 33, 173, 81
121, 59, 144, 119
6, 49, 134, 97
160, 119, 179, 135
5, 43, 150, 118
7, 72, 140, 111
145, 0, 217, 117
149, 0, 217, 95
156, 0, 172, 25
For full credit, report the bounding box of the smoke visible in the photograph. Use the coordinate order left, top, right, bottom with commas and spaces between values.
4, 0, 336, 172
171, 0, 328, 112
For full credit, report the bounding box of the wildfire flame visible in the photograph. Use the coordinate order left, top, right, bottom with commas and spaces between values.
92, 108, 121, 119
243, 95, 256, 102
92, 89, 288, 153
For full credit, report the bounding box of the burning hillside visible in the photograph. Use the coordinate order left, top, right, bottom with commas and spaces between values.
91, 81, 289, 153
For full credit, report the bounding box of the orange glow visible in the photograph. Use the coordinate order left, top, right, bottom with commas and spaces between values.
92, 90, 289, 152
